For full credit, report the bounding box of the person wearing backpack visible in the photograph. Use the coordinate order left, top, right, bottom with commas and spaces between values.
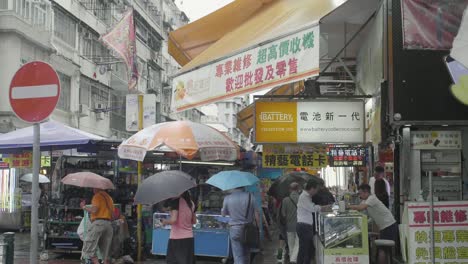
280, 182, 300, 264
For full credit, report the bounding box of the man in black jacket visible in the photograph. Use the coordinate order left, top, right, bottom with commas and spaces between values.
312, 180, 335, 206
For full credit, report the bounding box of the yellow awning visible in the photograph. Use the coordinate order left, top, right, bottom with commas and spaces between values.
169, 0, 345, 72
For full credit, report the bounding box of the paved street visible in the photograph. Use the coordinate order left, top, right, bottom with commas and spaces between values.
5, 230, 280, 264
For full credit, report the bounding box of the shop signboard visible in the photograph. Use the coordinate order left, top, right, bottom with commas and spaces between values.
2, 153, 32, 168
406, 201, 468, 264
126, 94, 157, 131
410, 131, 462, 150
171, 26, 320, 112
41, 156, 51, 167
262, 144, 328, 168
324, 255, 368, 264
254, 101, 364, 144
0, 161, 9, 169
328, 146, 367, 167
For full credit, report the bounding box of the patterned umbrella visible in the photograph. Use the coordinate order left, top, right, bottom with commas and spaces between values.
61, 172, 115, 190
118, 121, 239, 161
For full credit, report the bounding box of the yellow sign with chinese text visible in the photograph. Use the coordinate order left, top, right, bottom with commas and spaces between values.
262, 153, 328, 168
3, 153, 32, 168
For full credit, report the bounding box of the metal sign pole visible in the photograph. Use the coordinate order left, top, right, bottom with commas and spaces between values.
137, 94, 143, 261
30, 123, 40, 264
428, 170, 435, 264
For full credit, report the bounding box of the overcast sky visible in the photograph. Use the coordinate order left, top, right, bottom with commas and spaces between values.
175, 0, 234, 22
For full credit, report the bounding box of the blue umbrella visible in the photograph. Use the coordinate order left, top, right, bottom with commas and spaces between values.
206, 170, 259, 191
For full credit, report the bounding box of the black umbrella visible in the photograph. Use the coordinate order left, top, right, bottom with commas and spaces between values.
267, 171, 322, 199
135, 170, 197, 205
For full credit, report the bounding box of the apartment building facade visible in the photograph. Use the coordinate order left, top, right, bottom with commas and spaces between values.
0, 0, 193, 138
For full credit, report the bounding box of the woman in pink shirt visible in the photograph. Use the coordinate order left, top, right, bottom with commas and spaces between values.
162, 191, 196, 264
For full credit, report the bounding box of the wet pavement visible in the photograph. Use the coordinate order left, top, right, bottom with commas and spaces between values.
3, 229, 282, 264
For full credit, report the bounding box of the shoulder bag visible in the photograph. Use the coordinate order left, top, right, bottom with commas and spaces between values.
241, 193, 260, 248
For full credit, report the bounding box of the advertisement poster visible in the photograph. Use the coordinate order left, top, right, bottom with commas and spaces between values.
254, 101, 364, 144
401, 0, 468, 50
172, 26, 320, 112
125, 94, 156, 131
410, 131, 462, 150
407, 201, 468, 264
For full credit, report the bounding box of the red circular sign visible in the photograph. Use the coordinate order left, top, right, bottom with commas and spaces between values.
9, 61, 61, 123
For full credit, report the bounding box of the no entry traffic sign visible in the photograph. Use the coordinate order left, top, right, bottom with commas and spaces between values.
9, 61, 61, 123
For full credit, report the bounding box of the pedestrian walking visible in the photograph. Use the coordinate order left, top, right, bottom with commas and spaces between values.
222, 187, 258, 264
296, 179, 321, 264
281, 182, 300, 264
80, 188, 115, 264
349, 184, 397, 263
162, 191, 196, 264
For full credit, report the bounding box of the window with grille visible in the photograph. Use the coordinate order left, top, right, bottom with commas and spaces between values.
57, 72, 71, 111
54, 8, 77, 47
79, 76, 110, 110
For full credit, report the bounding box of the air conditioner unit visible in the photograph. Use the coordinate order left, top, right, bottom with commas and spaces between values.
95, 103, 106, 111
95, 112, 104, 120
78, 104, 90, 117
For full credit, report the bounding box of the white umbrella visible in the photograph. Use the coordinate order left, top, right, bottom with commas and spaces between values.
21, 173, 50, 183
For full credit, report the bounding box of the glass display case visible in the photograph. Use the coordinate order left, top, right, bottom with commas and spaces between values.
152, 212, 231, 258
316, 211, 369, 264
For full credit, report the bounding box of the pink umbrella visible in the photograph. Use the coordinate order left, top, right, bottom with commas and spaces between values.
61, 172, 115, 190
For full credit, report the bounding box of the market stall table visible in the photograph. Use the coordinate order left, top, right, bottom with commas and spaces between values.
152, 213, 231, 258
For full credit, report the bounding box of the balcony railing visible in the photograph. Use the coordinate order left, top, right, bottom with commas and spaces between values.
0, 0, 52, 31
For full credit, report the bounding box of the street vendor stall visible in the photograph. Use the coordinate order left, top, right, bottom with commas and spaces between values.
152, 213, 231, 258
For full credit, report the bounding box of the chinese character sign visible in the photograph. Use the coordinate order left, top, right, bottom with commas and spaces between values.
255, 101, 365, 143
324, 255, 366, 264
2, 153, 32, 168
172, 26, 320, 112
402, 0, 468, 50
329, 147, 367, 167
410, 131, 462, 150
407, 201, 468, 264
262, 153, 328, 169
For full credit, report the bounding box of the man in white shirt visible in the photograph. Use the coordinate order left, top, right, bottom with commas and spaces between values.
296, 179, 321, 264
369, 166, 391, 196
350, 184, 397, 263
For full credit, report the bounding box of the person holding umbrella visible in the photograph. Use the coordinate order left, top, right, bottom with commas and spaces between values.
80, 188, 115, 264
133, 170, 198, 263
61, 172, 115, 264
206, 171, 260, 264
161, 191, 196, 264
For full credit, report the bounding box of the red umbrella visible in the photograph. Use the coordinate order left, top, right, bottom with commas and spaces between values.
61, 172, 115, 190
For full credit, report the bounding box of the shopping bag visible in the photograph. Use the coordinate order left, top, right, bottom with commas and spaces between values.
77, 212, 91, 241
